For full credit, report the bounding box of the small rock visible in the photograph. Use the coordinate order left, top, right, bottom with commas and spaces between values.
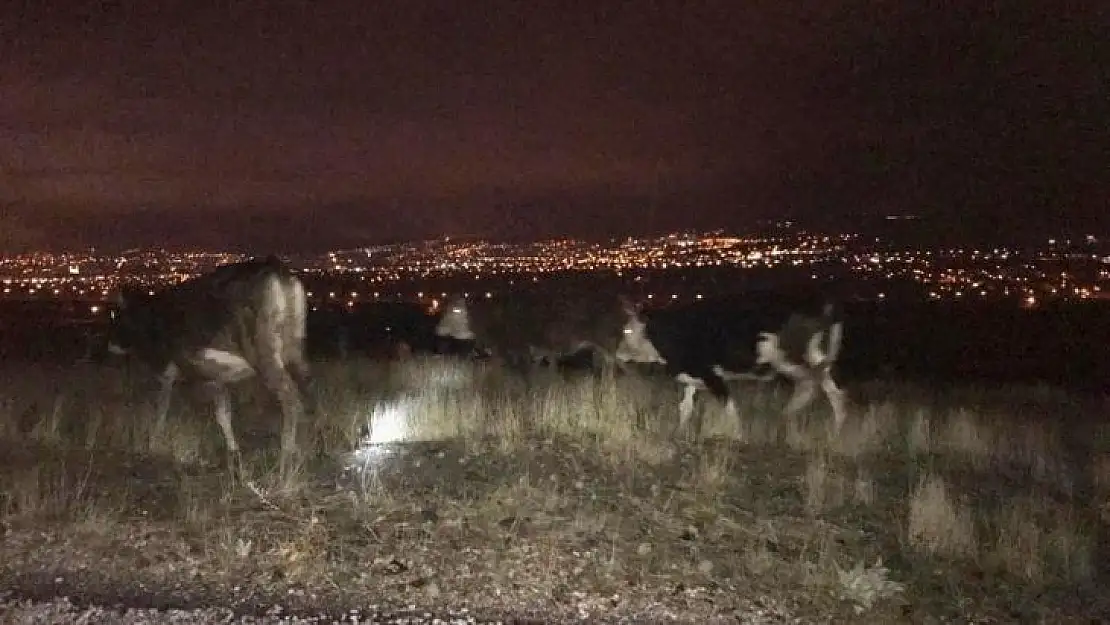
698, 559, 714, 574
637, 542, 652, 556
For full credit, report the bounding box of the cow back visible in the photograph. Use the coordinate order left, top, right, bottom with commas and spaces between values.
447, 287, 625, 360
113, 257, 306, 373
638, 289, 840, 375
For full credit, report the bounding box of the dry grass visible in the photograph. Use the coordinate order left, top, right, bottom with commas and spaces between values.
906, 473, 978, 559
0, 356, 1106, 622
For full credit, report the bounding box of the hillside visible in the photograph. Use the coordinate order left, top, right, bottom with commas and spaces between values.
1, 357, 1108, 623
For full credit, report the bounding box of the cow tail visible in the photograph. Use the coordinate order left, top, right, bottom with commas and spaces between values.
822, 301, 843, 365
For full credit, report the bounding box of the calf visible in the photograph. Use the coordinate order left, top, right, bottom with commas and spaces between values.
614, 291, 848, 433
433, 288, 626, 373
107, 256, 312, 467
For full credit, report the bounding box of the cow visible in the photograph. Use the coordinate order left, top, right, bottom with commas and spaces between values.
312, 300, 439, 361
614, 291, 848, 435
528, 342, 614, 375
432, 297, 491, 361
433, 288, 626, 373
106, 255, 312, 472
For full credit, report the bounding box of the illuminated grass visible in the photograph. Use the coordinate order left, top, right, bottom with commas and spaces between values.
0, 357, 1104, 622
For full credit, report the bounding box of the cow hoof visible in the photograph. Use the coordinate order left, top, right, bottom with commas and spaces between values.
226, 451, 246, 481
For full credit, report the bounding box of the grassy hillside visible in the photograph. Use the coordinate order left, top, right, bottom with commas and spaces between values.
0, 356, 1107, 622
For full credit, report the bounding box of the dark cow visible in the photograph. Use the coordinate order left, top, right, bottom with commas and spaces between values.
529, 342, 615, 375
434, 289, 626, 372
106, 256, 312, 468
614, 291, 848, 433
312, 301, 439, 360
432, 298, 492, 361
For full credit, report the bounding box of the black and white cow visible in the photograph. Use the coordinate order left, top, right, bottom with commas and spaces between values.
106, 256, 312, 467
614, 291, 848, 433
434, 289, 626, 373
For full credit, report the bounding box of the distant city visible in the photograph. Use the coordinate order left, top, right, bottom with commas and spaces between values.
1, 224, 1107, 321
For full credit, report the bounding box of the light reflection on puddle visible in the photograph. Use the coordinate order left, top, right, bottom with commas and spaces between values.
344, 396, 415, 474
342, 367, 472, 479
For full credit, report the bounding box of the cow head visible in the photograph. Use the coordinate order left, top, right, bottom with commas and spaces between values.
754, 331, 782, 367
614, 296, 666, 365
434, 296, 476, 341
105, 287, 153, 357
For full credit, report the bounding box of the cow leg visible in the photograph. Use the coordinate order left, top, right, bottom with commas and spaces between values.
153, 364, 180, 431
819, 368, 848, 432
270, 372, 304, 457
208, 383, 239, 454
701, 372, 738, 439
253, 348, 305, 459
192, 378, 239, 464
783, 374, 818, 418
286, 354, 316, 417
190, 349, 256, 469
203, 381, 244, 479
678, 383, 698, 428
673, 373, 708, 438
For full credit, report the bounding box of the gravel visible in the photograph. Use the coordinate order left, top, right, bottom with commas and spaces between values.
0, 593, 499, 624
0, 590, 805, 624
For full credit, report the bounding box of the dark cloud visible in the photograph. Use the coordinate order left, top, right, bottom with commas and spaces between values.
0, 1, 1106, 251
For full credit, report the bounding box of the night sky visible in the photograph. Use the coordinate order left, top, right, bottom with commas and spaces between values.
1, 1, 1106, 252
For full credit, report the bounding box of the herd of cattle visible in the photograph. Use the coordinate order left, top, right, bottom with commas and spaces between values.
103, 256, 850, 465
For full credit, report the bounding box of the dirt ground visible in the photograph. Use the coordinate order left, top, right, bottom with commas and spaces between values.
2, 359, 1109, 623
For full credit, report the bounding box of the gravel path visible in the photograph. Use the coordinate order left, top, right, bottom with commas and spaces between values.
0, 590, 802, 624
0, 593, 512, 624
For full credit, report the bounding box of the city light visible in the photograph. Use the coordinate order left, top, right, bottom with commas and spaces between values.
0, 229, 1106, 310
